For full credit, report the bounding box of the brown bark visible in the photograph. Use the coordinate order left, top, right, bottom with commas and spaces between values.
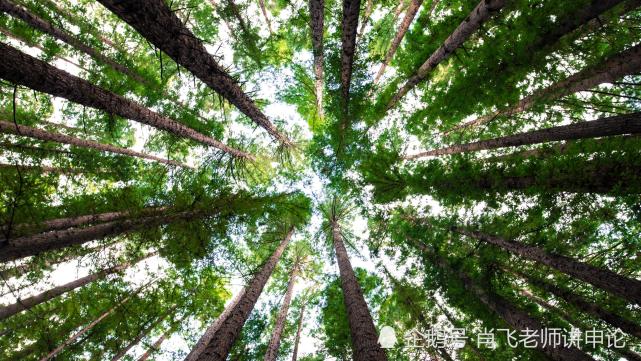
258, 0, 273, 33
0, 210, 200, 263
96, 0, 292, 147
453, 227, 641, 305
111, 306, 177, 361
137, 325, 177, 361
194, 228, 294, 361
290, 301, 305, 361
0, 120, 193, 168
0, 252, 154, 320
0, 43, 252, 159
372, 0, 431, 86
331, 219, 388, 361
339, 0, 361, 103
264, 262, 299, 361
405, 112, 641, 159
512, 270, 641, 339
447, 43, 641, 134
309, 0, 325, 120
386, 0, 506, 110
357, 0, 374, 39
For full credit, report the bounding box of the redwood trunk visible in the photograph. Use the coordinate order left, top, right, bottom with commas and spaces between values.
258, 0, 273, 33
340, 0, 360, 103
405, 112, 641, 159
448, 43, 641, 133
194, 228, 294, 361
309, 0, 325, 120
290, 302, 305, 361
0, 43, 251, 159
111, 307, 175, 361
264, 263, 299, 361
0, 120, 192, 168
96, 0, 292, 147
454, 227, 641, 305
331, 219, 388, 361
137, 326, 175, 361
386, 0, 506, 110
357, 0, 374, 38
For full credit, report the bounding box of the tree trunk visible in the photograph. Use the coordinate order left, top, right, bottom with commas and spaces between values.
405, 112, 641, 159
0, 211, 199, 263
96, 0, 292, 147
0, 243, 105, 279
0, 120, 193, 168
264, 262, 299, 361
331, 219, 388, 361
0, 43, 251, 159
386, 0, 506, 110
434, 300, 486, 361
0, 162, 88, 175
110, 306, 176, 361
0, 252, 153, 321
137, 325, 177, 361
357, 0, 374, 39
339, 0, 361, 103
194, 228, 294, 361
447, 43, 641, 133
372, 0, 430, 86
309, 0, 325, 120
453, 227, 641, 305
290, 302, 305, 361
0, 0, 149, 85
258, 0, 273, 33
511, 269, 641, 339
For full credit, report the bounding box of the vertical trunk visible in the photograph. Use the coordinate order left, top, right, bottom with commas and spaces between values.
434, 300, 486, 361
137, 325, 178, 361
96, 0, 292, 147
308, 0, 325, 120
0, 43, 251, 159
357, 0, 374, 39
194, 228, 294, 361
290, 302, 306, 361
0, 253, 154, 321
386, 0, 506, 110
447, 43, 641, 133
339, 0, 361, 103
453, 227, 641, 305
0, 120, 192, 168
111, 306, 176, 361
258, 0, 273, 33
372, 0, 430, 86
264, 262, 299, 361
404, 112, 641, 159
0, 210, 200, 262
331, 219, 388, 361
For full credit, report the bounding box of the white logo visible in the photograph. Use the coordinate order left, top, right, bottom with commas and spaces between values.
379, 326, 397, 349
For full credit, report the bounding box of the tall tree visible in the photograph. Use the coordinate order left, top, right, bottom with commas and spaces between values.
110, 306, 176, 361
290, 300, 305, 361
308, 0, 325, 120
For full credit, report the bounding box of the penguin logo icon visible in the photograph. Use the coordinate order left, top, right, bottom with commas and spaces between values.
378, 326, 397, 349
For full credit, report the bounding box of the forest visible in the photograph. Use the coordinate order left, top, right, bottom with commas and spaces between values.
0, 0, 640, 360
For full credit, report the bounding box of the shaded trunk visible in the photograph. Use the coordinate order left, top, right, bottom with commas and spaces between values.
290, 302, 305, 361
331, 219, 388, 361
110, 306, 176, 361
96, 0, 292, 147
258, 0, 273, 33
372, 0, 430, 86
137, 325, 178, 361
0, 244, 103, 279
0, 210, 200, 263
434, 300, 486, 361
0, 43, 251, 159
339, 0, 361, 103
447, 43, 641, 133
453, 227, 641, 305
386, 0, 506, 110
309, 0, 325, 120
0, 120, 192, 168
405, 112, 641, 159
194, 228, 294, 361
0, 141, 71, 156
264, 263, 299, 361
512, 269, 641, 339
357, 0, 374, 39
0, 253, 154, 320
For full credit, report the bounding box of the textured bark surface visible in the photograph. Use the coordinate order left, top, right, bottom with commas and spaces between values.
332, 219, 388, 361
111, 307, 175, 361
372, 0, 430, 85
387, 0, 506, 110
195, 228, 293, 361
0, 211, 199, 263
0, 43, 251, 159
309, 0, 325, 120
340, 0, 361, 102
448, 43, 641, 133
405, 112, 641, 159
96, 0, 291, 146
0, 120, 192, 168
290, 301, 305, 361
264, 263, 299, 361
454, 227, 641, 305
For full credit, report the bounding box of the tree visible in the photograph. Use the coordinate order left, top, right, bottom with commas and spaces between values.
309, 0, 325, 120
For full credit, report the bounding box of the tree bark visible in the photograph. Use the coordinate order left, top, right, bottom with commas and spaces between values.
453, 227, 641, 305
0, 243, 105, 279
110, 306, 176, 361
96, 0, 292, 147
357, 0, 374, 39
404, 112, 641, 159
386, 0, 506, 110
194, 228, 294, 361
258, 0, 273, 33
290, 301, 305, 361
309, 0, 325, 120
264, 262, 299, 361
0, 252, 154, 320
339, 0, 361, 103
0, 210, 200, 263
0, 43, 252, 159
447, 43, 641, 133
331, 218, 388, 361
137, 324, 178, 361
0, 120, 193, 168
